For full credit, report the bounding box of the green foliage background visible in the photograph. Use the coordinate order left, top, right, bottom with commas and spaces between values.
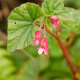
0, 0, 80, 80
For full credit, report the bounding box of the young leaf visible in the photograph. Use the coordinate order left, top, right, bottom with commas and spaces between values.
8, 3, 43, 52
42, 0, 74, 21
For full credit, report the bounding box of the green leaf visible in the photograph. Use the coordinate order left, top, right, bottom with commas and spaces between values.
73, 24, 80, 33
42, 0, 74, 21
60, 27, 70, 41
16, 57, 49, 80
0, 49, 16, 80
8, 3, 44, 52
49, 39, 63, 58
70, 34, 80, 65
41, 59, 72, 80
62, 8, 80, 30
46, 18, 52, 30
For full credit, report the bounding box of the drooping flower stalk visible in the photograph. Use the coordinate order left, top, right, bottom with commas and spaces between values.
38, 38, 49, 57
39, 23, 43, 31
33, 30, 42, 45
37, 24, 49, 57
33, 23, 49, 57
33, 24, 43, 45
44, 23, 46, 38
34, 21, 77, 80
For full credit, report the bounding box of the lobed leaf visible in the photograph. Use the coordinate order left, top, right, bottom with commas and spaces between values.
42, 0, 74, 21
8, 3, 43, 52
62, 8, 80, 29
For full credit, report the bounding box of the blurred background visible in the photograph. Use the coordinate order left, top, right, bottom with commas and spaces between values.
0, 0, 80, 80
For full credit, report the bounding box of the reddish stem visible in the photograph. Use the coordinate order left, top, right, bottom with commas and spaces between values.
44, 23, 46, 37
56, 37, 77, 80
39, 23, 43, 31
33, 22, 78, 80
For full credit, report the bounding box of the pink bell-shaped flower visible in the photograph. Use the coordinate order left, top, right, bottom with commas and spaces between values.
38, 38, 49, 58
51, 16, 58, 22
51, 21, 60, 27
51, 16, 60, 28
33, 30, 42, 45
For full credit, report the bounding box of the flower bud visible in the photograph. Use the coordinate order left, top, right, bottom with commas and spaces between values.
33, 30, 42, 45
51, 21, 60, 27
38, 38, 49, 57
51, 16, 58, 22
35, 30, 42, 40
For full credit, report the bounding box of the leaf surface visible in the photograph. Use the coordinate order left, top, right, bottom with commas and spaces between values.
8, 3, 43, 52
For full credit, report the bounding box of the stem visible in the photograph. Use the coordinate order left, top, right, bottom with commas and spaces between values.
64, 31, 75, 52
33, 22, 78, 80
56, 25, 62, 37
56, 37, 77, 80
68, 31, 75, 47
33, 21, 58, 39
44, 24, 46, 37
39, 23, 43, 31
21, 49, 36, 61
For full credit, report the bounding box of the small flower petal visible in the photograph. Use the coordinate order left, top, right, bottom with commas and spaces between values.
51, 21, 60, 27
35, 30, 42, 40
44, 49, 49, 58
39, 38, 47, 48
51, 16, 58, 22
33, 39, 39, 45
39, 38, 49, 57
38, 47, 44, 55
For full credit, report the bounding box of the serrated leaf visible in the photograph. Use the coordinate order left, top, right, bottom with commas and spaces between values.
62, 8, 80, 30
46, 18, 52, 30
8, 3, 44, 52
42, 0, 74, 21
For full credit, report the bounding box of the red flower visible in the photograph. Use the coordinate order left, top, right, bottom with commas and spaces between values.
38, 38, 49, 58
33, 30, 42, 45
51, 16, 60, 27
51, 16, 58, 22
51, 21, 60, 27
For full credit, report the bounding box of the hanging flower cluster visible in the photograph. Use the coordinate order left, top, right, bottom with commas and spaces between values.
33, 24, 49, 58
51, 16, 60, 27
33, 16, 60, 58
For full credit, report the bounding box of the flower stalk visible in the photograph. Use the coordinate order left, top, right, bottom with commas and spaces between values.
33, 21, 78, 80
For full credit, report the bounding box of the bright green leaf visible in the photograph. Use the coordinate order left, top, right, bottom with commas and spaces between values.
46, 18, 52, 30
8, 3, 43, 52
62, 8, 80, 30
42, 0, 74, 21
